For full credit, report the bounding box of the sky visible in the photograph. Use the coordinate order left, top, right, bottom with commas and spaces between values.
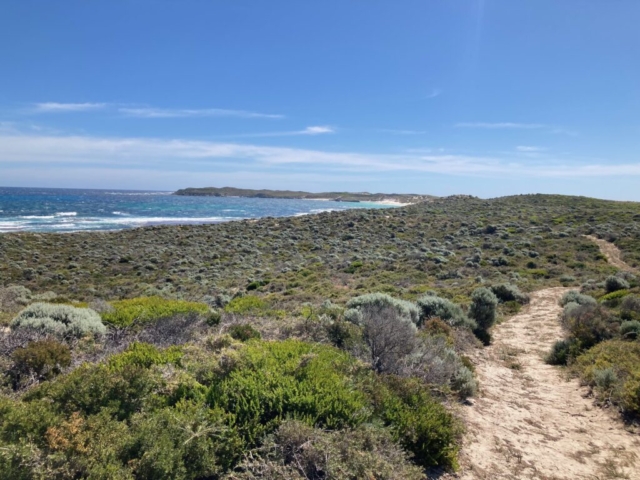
1, 1, 639, 200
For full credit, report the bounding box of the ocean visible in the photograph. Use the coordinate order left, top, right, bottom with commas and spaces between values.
0, 187, 395, 233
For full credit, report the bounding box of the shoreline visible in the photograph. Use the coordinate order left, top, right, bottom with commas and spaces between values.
0, 201, 404, 235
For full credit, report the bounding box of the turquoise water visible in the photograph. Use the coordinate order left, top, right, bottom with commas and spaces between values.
0, 187, 394, 233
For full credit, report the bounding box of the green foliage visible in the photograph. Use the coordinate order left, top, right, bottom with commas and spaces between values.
374, 376, 460, 470
229, 420, 426, 480
416, 294, 475, 330
108, 342, 183, 371
344, 260, 364, 274
227, 324, 261, 342
24, 363, 161, 421
102, 296, 209, 328
599, 289, 630, 307
574, 340, 640, 415
11, 339, 71, 382
546, 339, 573, 365
11, 302, 106, 339
605, 275, 630, 293
207, 309, 222, 326
563, 304, 619, 351
224, 296, 269, 315
469, 288, 498, 333
206, 340, 368, 446
620, 320, 640, 340
490, 283, 529, 304
126, 401, 243, 479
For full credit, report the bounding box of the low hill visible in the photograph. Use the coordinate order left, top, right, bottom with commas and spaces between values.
173, 186, 435, 203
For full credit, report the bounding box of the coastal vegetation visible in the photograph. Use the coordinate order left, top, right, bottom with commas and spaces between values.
1, 193, 640, 477
173, 186, 434, 203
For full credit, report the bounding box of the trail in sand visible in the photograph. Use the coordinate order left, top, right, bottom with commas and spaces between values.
454, 288, 640, 479
585, 235, 637, 273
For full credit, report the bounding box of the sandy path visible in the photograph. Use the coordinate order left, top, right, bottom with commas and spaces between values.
451, 288, 640, 479
585, 235, 637, 272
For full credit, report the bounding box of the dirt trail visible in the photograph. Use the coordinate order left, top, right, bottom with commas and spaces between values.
452, 288, 639, 479
585, 235, 637, 272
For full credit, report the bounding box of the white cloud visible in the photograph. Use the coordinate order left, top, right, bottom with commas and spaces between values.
223, 126, 335, 138
301, 125, 334, 135
118, 107, 283, 119
516, 146, 545, 152
34, 102, 107, 112
0, 133, 639, 179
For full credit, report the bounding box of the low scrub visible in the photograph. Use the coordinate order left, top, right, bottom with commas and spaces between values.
11, 303, 106, 339
101, 296, 209, 328
573, 340, 640, 416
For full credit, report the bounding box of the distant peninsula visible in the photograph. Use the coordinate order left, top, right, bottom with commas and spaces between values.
173, 186, 435, 204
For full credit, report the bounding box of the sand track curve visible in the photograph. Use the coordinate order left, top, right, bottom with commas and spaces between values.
451, 288, 639, 479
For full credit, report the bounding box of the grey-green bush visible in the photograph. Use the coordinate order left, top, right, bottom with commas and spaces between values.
620, 320, 640, 340
469, 288, 498, 334
11, 303, 106, 338
560, 290, 596, 307
416, 294, 476, 330
605, 276, 630, 293
345, 293, 419, 326
345, 294, 418, 373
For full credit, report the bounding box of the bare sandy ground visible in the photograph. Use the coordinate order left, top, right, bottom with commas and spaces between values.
448, 288, 640, 479
585, 235, 637, 273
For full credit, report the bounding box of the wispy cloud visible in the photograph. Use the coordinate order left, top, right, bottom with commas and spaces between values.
425, 89, 442, 99
516, 146, 545, 152
224, 125, 335, 138
456, 122, 546, 129
1, 133, 638, 179
118, 107, 283, 119
300, 126, 334, 135
34, 102, 107, 112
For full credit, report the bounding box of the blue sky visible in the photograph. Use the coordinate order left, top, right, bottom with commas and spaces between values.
1, 1, 639, 200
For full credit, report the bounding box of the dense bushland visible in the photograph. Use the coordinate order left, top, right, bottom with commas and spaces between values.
547, 274, 640, 417
2, 194, 640, 477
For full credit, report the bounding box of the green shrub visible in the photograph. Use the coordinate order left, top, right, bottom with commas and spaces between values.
620, 320, 640, 340
374, 376, 460, 470
574, 340, 640, 415
24, 363, 161, 421
229, 420, 426, 480
469, 288, 498, 345
593, 368, 618, 391
326, 320, 363, 350
422, 317, 453, 339
108, 342, 183, 371
206, 340, 368, 446
564, 304, 618, 350
11, 303, 105, 339
227, 324, 261, 342
224, 296, 269, 315
416, 294, 475, 330
490, 284, 529, 304
546, 339, 572, 365
127, 401, 243, 479
102, 297, 209, 328
11, 339, 71, 382
207, 310, 222, 326
605, 276, 630, 293
599, 289, 630, 307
